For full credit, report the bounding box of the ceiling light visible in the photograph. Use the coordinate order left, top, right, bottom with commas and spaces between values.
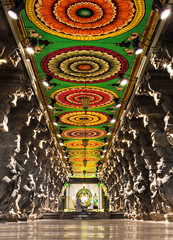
152, 0, 171, 20
8, 8, 19, 19
53, 122, 58, 126
48, 99, 56, 109
111, 119, 115, 123
42, 75, 54, 87
115, 103, 121, 108
161, 8, 171, 20
43, 80, 49, 87
134, 46, 143, 55
117, 74, 128, 86
8, 1, 25, 20
25, 37, 38, 54
48, 104, 53, 109
120, 79, 128, 86
131, 36, 144, 55
26, 46, 35, 54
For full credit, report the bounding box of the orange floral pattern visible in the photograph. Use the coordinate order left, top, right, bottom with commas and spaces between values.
69, 157, 99, 162
64, 140, 105, 148
68, 150, 101, 156
72, 163, 98, 167
72, 168, 96, 173
54, 0, 115, 29
62, 128, 107, 139
26, 0, 145, 40
58, 111, 110, 126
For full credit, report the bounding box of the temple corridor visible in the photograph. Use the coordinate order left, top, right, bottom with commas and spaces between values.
0, 219, 173, 240
1, 0, 173, 234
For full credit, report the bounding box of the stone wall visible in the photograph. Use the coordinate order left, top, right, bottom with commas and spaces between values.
100, 56, 173, 220
0, 10, 68, 220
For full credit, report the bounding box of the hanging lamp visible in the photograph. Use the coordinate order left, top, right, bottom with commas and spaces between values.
81, 96, 91, 110
82, 139, 89, 147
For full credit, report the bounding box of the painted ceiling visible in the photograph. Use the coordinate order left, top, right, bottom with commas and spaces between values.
17, 0, 158, 178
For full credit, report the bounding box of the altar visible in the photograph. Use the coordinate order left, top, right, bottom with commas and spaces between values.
65, 183, 103, 211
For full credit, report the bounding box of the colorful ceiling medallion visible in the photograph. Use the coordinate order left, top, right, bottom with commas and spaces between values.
41, 46, 128, 83
26, 0, 145, 40
68, 150, 101, 156
62, 128, 107, 139
73, 173, 96, 178
58, 111, 110, 126
50, 86, 119, 109
69, 157, 99, 162
73, 168, 96, 173
64, 140, 105, 148
73, 163, 98, 167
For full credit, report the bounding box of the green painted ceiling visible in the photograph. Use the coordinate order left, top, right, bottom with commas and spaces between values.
18, 0, 157, 178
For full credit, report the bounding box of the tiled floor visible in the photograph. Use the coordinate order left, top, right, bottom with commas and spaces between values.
0, 219, 173, 240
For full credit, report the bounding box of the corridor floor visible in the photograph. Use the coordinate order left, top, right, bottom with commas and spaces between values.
0, 219, 173, 240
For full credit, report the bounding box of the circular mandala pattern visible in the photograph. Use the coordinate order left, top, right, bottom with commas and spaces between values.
64, 140, 105, 148
58, 111, 110, 126
26, 0, 145, 40
70, 60, 100, 74
74, 163, 97, 167
62, 128, 107, 139
41, 46, 128, 84
73, 168, 96, 172
73, 173, 96, 177
50, 86, 119, 109
70, 157, 99, 162
68, 150, 101, 156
